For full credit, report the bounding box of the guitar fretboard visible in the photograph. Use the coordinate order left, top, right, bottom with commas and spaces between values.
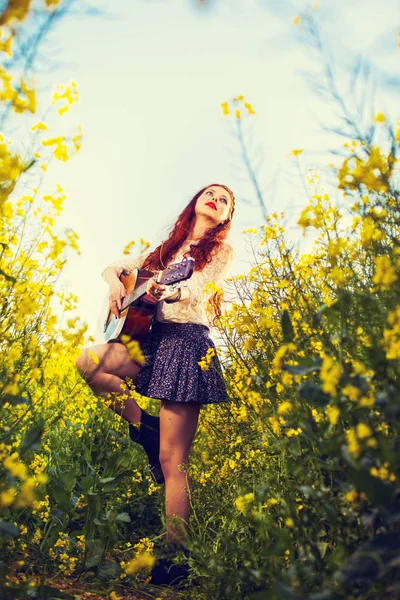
121, 280, 148, 311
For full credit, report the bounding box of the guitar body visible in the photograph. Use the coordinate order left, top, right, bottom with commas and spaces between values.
102, 257, 195, 344
103, 269, 157, 344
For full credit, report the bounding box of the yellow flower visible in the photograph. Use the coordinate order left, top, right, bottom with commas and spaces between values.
268, 415, 281, 436
235, 492, 255, 513
292, 15, 301, 25
88, 351, 99, 365
342, 384, 362, 402
344, 490, 358, 503
356, 423, 372, 439
325, 405, 340, 426
123, 240, 135, 255
370, 463, 396, 482
285, 517, 294, 527
291, 148, 304, 156
320, 356, 341, 398
277, 401, 293, 415
120, 335, 145, 366
297, 206, 313, 232
345, 428, 360, 458
244, 102, 255, 115
31, 121, 48, 131
124, 552, 156, 574
198, 347, 215, 371
286, 427, 302, 437
221, 101, 229, 115
0, 487, 17, 507
374, 112, 386, 123
372, 256, 397, 289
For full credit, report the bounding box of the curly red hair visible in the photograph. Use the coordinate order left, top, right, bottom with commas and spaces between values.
142, 183, 235, 273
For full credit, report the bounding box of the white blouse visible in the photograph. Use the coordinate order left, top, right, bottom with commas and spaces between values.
101, 242, 233, 329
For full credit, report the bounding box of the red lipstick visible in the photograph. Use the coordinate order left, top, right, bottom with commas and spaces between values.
206, 201, 217, 211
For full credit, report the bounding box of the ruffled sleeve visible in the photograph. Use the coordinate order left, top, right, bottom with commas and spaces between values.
101, 252, 150, 280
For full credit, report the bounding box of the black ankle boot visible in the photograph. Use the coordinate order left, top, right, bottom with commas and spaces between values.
149, 543, 190, 587
129, 411, 164, 485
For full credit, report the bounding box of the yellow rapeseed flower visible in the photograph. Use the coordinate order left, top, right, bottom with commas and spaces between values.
277, 401, 293, 415
291, 148, 304, 156
344, 490, 358, 503
325, 405, 340, 425
320, 355, 341, 398
374, 112, 385, 123
125, 552, 156, 574
372, 256, 397, 289
286, 427, 302, 437
346, 428, 360, 458
221, 101, 229, 115
356, 423, 372, 439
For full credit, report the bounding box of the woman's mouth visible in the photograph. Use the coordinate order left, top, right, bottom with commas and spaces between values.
206, 202, 217, 211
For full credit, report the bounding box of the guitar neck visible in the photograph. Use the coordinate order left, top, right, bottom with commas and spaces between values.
119, 257, 194, 312
121, 280, 148, 311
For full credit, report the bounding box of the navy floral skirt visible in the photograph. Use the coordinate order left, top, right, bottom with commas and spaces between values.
135, 321, 229, 405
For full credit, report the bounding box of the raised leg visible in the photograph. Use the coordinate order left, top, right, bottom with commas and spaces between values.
75, 342, 143, 423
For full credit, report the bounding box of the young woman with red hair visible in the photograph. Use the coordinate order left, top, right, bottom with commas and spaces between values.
76, 183, 234, 586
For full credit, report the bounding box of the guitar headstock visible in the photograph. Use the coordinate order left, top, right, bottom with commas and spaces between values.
159, 257, 195, 286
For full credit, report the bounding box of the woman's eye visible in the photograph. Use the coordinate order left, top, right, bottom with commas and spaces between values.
221, 198, 227, 204
206, 190, 213, 195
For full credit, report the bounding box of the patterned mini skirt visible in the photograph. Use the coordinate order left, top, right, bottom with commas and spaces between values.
135, 321, 229, 406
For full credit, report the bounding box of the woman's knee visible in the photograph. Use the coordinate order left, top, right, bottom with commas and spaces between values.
159, 451, 189, 478
75, 349, 99, 381
75, 350, 87, 376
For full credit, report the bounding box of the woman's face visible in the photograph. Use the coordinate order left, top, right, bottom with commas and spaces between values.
194, 185, 232, 226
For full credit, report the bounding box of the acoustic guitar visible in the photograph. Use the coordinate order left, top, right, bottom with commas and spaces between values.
103, 257, 195, 343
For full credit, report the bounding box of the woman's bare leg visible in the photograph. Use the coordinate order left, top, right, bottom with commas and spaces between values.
159, 401, 201, 544
76, 342, 143, 424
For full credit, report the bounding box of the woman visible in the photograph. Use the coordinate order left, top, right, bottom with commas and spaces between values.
75, 183, 234, 586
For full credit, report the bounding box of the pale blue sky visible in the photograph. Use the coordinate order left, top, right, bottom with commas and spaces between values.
29, 0, 399, 339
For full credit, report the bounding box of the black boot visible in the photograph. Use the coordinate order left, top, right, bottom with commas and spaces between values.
149, 543, 190, 587
129, 411, 164, 484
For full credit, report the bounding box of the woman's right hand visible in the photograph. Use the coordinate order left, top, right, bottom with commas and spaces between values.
108, 280, 127, 318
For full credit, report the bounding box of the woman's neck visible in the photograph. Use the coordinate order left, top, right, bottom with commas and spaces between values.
187, 217, 214, 242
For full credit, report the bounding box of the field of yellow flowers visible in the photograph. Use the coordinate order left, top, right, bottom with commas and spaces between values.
1, 2, 400, 599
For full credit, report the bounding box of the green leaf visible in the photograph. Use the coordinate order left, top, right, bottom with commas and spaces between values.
0, 520, 19, 537
281, 309, 294, 343
298, 382, 331, 407
20, 419, 45, 452
282, 358, 322, 376
1, 394, 31, 406
115, 512, 131, 523
348, 467, 397, 510
81, 476, 95, 491
99, 477, 115, 484
85, 538, 105, 568
97, 562, 118, 578
60, 468, 76, 492
51, 483, 72, 513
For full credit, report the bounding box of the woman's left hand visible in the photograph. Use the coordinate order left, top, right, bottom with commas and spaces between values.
146, 277, 180, 302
